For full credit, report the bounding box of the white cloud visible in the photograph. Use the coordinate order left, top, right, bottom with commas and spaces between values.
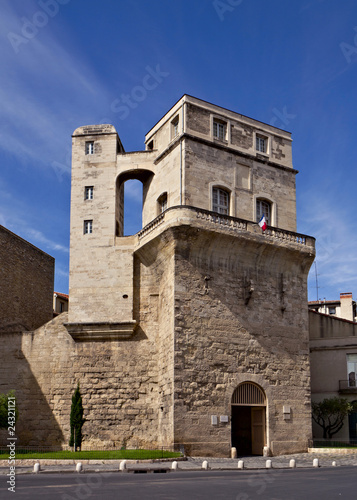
300, 190, 357, 299
25, 228, 69, 253
0, 3, 114, 172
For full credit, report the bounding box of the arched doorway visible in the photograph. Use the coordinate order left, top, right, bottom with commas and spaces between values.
231, 382, 267, 456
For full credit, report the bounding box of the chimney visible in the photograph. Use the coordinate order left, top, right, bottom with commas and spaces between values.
340, 293, 353, 321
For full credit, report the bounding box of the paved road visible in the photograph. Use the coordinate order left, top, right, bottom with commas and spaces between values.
1, 467, 356, 500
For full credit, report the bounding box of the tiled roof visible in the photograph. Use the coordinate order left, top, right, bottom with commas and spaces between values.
54, 292, 69, 299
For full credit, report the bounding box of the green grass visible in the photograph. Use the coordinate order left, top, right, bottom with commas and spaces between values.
0, 449, 181, 460
312, 441, 357, 449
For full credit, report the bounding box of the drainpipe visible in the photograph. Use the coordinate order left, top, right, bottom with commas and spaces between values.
180, 140, 182, 205
180, 102, 185, 206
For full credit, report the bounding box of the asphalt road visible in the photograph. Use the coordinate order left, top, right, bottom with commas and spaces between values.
1, 467, 356, 500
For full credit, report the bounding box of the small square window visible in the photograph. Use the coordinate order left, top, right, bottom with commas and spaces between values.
84, 220, 93, 234
256, 135, 267, 153
85, 186, 94, 200
213, 120, 226, 141
329, 307, 336, 315
85, 141, 94, 155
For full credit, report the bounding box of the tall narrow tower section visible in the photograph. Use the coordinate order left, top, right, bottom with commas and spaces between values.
67, 96, 315, 456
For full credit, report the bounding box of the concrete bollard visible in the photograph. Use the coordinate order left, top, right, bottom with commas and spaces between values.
263, 446, 271, 457
289, 459, 296, 468
119, 460, 127, 471
202, 460, 209, 470
266, 459, 272, 469
33, 463, 40, 473
313, 458, 319, 468
231, 447, 237, 459
238, 460, 244, 469
76, 462, 82, 473
332, 461, 337, 467
172, 461, 178, 470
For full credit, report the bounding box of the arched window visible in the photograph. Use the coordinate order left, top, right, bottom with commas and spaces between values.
212, 187, 229, 215
231, 382, 266, 406
256, 199, 271, 226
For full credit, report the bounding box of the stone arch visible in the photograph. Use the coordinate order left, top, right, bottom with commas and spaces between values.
224, 374, 271, 408
115, 169, 154, 236
231, 382, 266, 406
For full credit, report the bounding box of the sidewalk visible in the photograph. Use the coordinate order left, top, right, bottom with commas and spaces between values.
1, 452, 357, 474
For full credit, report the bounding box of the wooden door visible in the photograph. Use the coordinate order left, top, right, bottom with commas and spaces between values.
251, 407, 266, 455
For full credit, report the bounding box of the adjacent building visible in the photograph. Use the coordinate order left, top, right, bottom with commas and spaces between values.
309, 295, 357, 443
308, 293, 357, 322
0, 225, 54, 333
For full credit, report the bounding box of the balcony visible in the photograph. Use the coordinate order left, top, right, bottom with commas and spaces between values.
339, 380, 357, 394
138, 205, 315, 251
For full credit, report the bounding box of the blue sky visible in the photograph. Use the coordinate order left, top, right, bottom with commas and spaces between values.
1, 0, 356, 301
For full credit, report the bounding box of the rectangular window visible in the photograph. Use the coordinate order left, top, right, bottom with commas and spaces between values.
171, 116, 179, 139
213, 120, 226, 141
84, 220, 93, 234
347, 354, 357, 387
256, 135, 266, 153
329, 307, 336, 315
212, 187, 229, 215
157, 193, 168, 214
85, 186, 94, 200
256, 199, 271, 226
85, 141, 94, 155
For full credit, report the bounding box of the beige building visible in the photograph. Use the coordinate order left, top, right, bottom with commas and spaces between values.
308, 292, 357, 322
53, 292, 69, 316
309, 310, 357, 442
0, 96, 315, 456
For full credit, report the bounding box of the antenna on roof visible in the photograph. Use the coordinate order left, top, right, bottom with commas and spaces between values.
314, 261, 319, 301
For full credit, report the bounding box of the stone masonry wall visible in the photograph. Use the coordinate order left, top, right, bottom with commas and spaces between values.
171, 224, 313, 456
184, 138, 297, 231
0, 230, 179, 450
0, 225, 54, 333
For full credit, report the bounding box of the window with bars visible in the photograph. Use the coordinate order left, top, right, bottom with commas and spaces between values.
212, 187, 229, 215
231, 382, 266, 406
213, 120, 227, 141
84, 220, 93, 234
256, 199, 271, 226
85, 186, 94, 200
85, 141, 94, 155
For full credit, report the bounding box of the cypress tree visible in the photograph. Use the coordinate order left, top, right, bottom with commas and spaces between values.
69, 383, 85, 450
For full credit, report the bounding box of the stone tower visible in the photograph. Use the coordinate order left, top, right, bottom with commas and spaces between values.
66, 95, 315, 456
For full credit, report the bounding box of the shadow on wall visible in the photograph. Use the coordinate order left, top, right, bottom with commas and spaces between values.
0, 330, 64, 447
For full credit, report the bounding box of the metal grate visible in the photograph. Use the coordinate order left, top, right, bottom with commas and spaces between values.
231, 382, 266, 406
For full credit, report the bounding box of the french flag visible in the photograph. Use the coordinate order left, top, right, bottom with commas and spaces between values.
259, 215, 267, 231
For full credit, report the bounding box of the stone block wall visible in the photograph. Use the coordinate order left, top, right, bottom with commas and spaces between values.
171, 224, 313, 456
0, 225, 54, 333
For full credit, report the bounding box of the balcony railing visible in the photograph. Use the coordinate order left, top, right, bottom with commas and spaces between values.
138, 205, 315, 250
339, 380, 357, 393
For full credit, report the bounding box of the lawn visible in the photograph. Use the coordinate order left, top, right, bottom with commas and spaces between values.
0, 449, 182, 460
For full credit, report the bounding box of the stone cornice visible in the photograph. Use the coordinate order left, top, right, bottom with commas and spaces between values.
64, 321, 137, 341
